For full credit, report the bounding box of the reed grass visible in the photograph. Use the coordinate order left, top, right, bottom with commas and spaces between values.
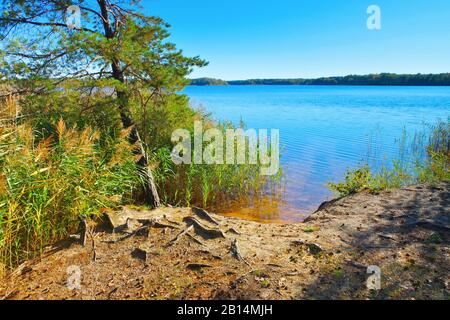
328, 119, 449, 197
133, 97, 283, 211
0, 97, 141, 273
151, 140, 282, 211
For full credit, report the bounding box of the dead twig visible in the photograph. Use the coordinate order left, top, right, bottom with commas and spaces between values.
0, 290, 19, 300
81, 217, 88, 247
92, 238, 97, 262
377, 233, 398, 242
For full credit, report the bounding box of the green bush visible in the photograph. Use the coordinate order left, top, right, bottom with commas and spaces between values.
328, 165, 373, 196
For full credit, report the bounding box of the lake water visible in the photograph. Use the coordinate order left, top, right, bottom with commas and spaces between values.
183, 85, 450, 222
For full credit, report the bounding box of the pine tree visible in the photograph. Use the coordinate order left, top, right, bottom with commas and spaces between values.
0, 0, 207, 206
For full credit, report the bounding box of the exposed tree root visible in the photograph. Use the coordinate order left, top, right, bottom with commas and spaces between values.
148, 220, 179, 230
183, 216, 226, 240
192, 207, 220, 225
166, 225, 194, 247
226, 227, 241, 235
230, 239, 251, 266
186, 233, 206, 246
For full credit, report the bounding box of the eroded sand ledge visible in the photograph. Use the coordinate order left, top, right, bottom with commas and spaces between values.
1, 183, 448, 300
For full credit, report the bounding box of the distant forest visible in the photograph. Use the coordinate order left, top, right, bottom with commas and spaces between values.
189, 73, 450, 86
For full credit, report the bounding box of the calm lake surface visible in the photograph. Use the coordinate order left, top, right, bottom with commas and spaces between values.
183, 86, 450, 222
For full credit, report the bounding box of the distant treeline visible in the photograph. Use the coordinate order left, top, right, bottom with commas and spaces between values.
189, 73, 450, 86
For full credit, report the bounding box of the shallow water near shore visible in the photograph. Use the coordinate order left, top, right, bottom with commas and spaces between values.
184, 85, 450, 222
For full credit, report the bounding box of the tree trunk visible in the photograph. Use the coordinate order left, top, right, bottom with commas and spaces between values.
117, 88, 161, 208
97, 0, 160, 207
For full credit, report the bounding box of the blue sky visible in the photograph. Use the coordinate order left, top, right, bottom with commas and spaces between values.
144, 0, 450, 80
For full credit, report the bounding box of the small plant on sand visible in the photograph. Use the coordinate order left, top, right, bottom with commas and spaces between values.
328, 165, 375, 196
426, 233, 443, 244
259, 278, 270, 288
303, 226, 320, 233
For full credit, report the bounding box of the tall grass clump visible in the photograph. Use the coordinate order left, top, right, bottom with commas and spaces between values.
328, 119, 449, 197
133, 96, 283, 211
150, 121, 283, 210
152, 145, 282, 210
0, 98, 141, 273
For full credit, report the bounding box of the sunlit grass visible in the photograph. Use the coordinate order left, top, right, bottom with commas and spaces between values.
0, 97, 141, 273
328, 119, 449, 197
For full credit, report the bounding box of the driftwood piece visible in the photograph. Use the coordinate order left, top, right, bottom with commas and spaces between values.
69, 234, 81, 241
0, 290, 19, 300
183, 217, 226, 240
124, 218, 143, 233
192, 207, 220, 225
104, 210, 128, 232
163, 215, 180, 226
345, 260, 367, 269
290, 239, 305, 246
377, 233, 398, 242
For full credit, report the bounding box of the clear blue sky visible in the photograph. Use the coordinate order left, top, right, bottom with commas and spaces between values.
145, 0, 450, 80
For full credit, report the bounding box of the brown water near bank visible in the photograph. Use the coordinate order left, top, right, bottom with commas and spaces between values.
212, 196, 315, 223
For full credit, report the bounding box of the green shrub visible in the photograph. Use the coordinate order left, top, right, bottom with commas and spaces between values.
328, 165, 374, 196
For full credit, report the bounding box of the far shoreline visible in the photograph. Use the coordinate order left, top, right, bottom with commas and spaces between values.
188, 73, 450, 86
187, 84, 450, 87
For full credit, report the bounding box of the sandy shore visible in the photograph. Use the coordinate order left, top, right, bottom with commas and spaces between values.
1, 183, 448, 300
